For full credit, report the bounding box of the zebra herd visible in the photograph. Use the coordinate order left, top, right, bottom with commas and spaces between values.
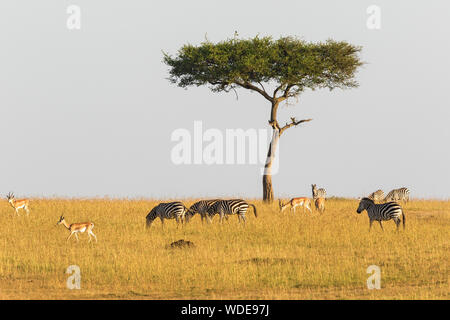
359, 187, 410, 231
367, 187, 410, 203
145, 187, 410, 232
145, 199, 257, 228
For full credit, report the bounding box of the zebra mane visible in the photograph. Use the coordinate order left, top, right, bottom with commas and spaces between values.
360, 197, 374, 203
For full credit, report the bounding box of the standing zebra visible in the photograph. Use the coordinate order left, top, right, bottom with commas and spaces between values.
356, 197, 405, 231
384, 187, 410, 203
311, 184, 326, 200
146, 202, 191, 228
206, 199, 257, 225
367, 189, 385, 203
185, 199, 220, 223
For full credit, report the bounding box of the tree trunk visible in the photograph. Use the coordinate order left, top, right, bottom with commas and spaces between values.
262, 173, 273, 203
262, 128, 280, 203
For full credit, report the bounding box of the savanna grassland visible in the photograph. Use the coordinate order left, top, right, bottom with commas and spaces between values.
0, 198, 448, 300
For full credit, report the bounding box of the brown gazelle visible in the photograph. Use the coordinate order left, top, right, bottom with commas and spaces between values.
6, 192, 30, 216
57, 216, 97, 243
314, 197, 325, 213
279, 197, 312, 214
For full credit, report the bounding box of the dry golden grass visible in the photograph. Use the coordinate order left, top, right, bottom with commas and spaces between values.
0, 198, 448, 300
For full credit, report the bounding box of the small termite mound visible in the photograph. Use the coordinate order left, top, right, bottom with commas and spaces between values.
167, 239, 195, 249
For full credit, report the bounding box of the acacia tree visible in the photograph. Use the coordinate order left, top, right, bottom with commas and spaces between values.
163, 36, 362, 203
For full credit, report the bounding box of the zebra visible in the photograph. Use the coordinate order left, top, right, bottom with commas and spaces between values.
367, 189, 385, 203
185, 199, 220, 223
356, 197, 406, 231
384, 187, 410, 203
145, 201, 191, 228
311, 184, 326, 200
206, 199, 257, 225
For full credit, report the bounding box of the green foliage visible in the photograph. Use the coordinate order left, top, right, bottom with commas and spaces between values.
163, 36, 363, 99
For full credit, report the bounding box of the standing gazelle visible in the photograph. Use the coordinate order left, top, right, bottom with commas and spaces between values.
57, 216, 97, 242
6, 192, 30, 216
279, 197, 312, 214
314, 197, 325, 213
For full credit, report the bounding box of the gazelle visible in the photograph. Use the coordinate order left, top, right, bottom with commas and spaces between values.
278, 197, 312, 214
314, 197, 325, 213
56, 216, 97, 243
6, 192, 30, 216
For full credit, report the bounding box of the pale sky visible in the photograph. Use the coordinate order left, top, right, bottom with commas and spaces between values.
1, 0, 449, 199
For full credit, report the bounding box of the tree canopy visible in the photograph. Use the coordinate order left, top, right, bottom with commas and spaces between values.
163, 36, 363, 104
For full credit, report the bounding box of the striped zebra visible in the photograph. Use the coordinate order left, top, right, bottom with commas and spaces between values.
206, 199, 257, 225
356, 197, 405, 231
367, 189, 385, 203
311, 184, 326, 200
384, 187, 410, 203
185, 199, 220, 223
145, 201, 191, 228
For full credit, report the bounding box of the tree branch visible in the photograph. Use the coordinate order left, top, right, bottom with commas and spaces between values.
279, 117, 313, 135
235, 81, 273, 102
282, 84, 295, 98
273, 84, 300, 106
273, 84, 285, 99
268, 120, 281, 131
258, 82, 266, 93
231, 86, 239, 100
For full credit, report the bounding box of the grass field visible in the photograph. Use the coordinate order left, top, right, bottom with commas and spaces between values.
0, 198, 448, 299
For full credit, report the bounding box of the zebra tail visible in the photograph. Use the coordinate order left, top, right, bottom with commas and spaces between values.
249, 204, 258, 218
402, 210, 406, 229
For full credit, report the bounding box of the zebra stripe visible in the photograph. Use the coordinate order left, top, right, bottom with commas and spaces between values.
367, 189, 385, 202
356, 197, 405, 231
384, 187, 410, 203
186, 199, 220, 223
311, 184, 326, 200
206, 199, 257, 225
146, 201, 189, 228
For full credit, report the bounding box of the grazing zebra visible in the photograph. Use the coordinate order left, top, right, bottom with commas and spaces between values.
311, 184, 326, 200
367, 189, 385, 203
384, 187, 410, 203
185, 199, 220, 223
206, 199, 257, 225
356, 197, 405, 231
145, 202, 190, 228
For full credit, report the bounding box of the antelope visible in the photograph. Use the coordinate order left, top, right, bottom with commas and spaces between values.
6, 192, 30, 216
278, 197, 312, 214
57, 216, 97, 243
314, 197, 325, 213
